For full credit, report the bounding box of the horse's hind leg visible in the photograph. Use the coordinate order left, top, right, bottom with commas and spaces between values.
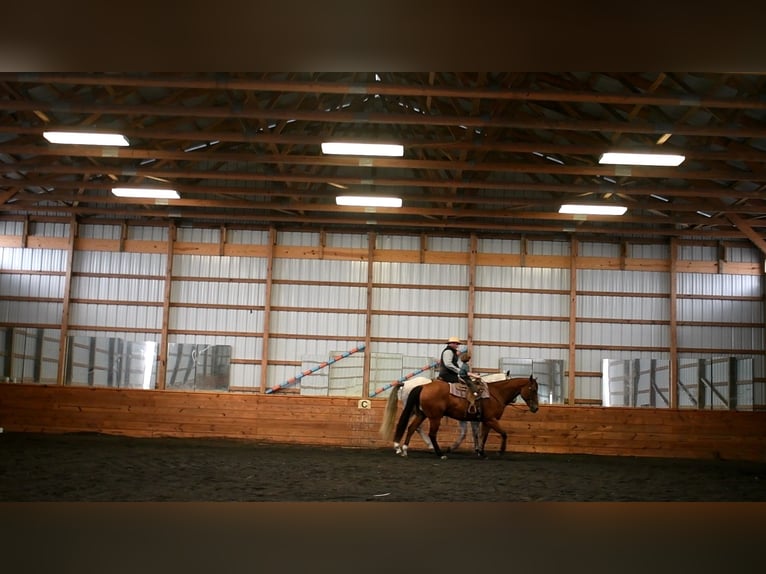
449, 421, 468, 452
417, 423, 435, 451
396, 414, 425, 457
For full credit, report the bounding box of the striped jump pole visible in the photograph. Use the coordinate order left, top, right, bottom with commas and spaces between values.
369, 360, 439, 397
265, 343, 366, 394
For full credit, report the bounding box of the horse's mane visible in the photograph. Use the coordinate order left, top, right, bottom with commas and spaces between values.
480, 373, 507, 384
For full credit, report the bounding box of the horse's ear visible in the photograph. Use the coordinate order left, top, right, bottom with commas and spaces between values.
506, 370, 511, 377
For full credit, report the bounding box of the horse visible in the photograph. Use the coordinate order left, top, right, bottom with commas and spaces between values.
394, 376, 481, 454
380, 373, 539, 459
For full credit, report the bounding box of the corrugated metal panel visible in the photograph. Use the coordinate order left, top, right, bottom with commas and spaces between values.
580, 241, 620, 257
578, 269, 668, 293
34, 222, 69, 238
176, 227, 220, 243
629, 243, 670, 259
228, 229, 270, 245
727, 245, 760, 263
172, 280, 265, 306
0, 247, 68, 272
277, 231, 319, 246
477, 237, 522, 254
678, 244, 716, 260
1, 274, 64, 298
327, 233, 368, 249
374, 261, 468, 285
372, 314, 467, 342
476, 266, 569, 290
429, 236, 469, 252
528, 239, 570, 256
74, 251, 166, 276
3, 301, 62, 324
273, 283, 366, 310
128, 226, 168, 241
78, 224, 122, 240
677, 273, 762, 297
270, 310, 365, 337
0, 220, 23, 235
376, 234, 420, 250
374, 287, 464, 313
275, 258, 366, 282
173, 255, 266, 280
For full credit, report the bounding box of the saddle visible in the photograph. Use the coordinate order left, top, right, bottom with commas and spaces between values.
450, 377, 486, 416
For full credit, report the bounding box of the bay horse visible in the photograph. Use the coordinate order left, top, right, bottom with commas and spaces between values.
380, 373, 539, 459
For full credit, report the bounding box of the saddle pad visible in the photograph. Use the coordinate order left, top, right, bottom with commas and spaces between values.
449, 382, 489, 400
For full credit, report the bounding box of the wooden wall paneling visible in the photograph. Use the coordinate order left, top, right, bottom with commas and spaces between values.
1, 384, 764, 461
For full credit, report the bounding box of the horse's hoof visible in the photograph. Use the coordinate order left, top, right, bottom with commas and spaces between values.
440, 455, 448, 460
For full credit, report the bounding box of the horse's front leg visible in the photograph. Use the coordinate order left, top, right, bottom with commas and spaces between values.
470, 421, 481, 456
482, 418, 507, 455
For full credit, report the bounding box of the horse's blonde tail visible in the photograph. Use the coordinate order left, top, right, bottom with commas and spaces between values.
378, 387, 400, 439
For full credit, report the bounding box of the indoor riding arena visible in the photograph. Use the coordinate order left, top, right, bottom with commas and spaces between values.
1, 73, 766, 504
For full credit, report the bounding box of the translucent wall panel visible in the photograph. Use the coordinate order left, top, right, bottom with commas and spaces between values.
603, 359, 671, 407
165, 343, 231, 391
677, 357, 754, 410
0, 327, 60, 383
498, 357, 566, 404
66, 336, 156, 389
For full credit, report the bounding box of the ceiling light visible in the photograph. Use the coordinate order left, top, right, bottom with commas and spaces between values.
112, 187, 180, 199
44, 131, 129, 146
559, 204, 627, 215
599, 152, 685, 166
336, 196, 402, 208
321, 142, 404, 157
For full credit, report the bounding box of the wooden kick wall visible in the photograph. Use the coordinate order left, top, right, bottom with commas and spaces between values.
1, 384, 764, 462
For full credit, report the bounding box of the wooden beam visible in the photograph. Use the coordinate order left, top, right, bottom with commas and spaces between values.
726, 212, 766, 256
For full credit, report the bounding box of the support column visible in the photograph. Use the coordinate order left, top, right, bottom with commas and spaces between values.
55, 216, 76, 386
156, 221, 175, 390
669, 238, 679, 409
567, 236, 578, 406
259, 227, 277, 393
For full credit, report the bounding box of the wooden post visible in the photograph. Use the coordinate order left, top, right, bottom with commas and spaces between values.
55, 216, 76, 386
156, 221, 175, 390
467, 233, 477, 347
259, 227, 277, 393
669, 238, 679, 409
567, 236, 578, 406
362, 231, 375, 397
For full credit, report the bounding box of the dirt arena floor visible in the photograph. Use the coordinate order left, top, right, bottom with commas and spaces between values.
1, 431, 765, 502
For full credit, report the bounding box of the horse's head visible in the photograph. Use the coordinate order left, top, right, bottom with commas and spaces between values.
518, 374, 539, 413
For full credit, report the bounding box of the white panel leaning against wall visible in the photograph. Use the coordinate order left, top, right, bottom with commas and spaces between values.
0, 218, 763, 410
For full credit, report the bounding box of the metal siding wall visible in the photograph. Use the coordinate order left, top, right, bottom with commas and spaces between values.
78, 224, 122, 240
176, 227, 220, 243
477, 237, 522, 254
227, 229, 270, 245
0, 221, 23, 235
474, 265, 569, 373
575, 269, 672, 401
376, 235, 420, 250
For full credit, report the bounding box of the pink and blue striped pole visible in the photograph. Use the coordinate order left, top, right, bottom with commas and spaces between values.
369, 360, 439, 397
266, 343, 366, 394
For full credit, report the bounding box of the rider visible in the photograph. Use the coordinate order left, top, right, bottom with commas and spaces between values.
459, 351, 482, 411
438, 337, 480, 411
438, 336, 462, 384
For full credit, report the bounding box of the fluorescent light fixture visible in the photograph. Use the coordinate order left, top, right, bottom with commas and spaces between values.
559, 204, 627, 215
599, 152, 685, 166
112, 187, 180, 199
336, 195, 402, 208
322, 142, 404, 157
44, 131, 129, 146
